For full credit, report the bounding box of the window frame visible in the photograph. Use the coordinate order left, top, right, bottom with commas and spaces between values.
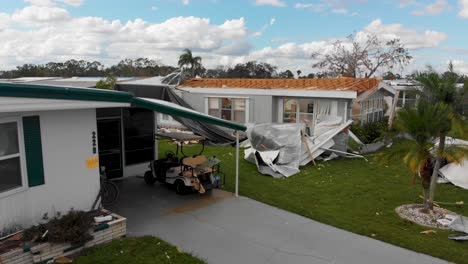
280, 98, 318, 125
0, 116, 28, 198
205, 97, 249, 123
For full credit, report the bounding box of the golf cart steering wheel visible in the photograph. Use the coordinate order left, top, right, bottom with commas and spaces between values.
165, 151, 176, 159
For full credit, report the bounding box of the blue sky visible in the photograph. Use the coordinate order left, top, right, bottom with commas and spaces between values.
0, 0, 467, 75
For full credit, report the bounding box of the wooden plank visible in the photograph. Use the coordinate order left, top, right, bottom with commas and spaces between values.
301, 132, 316, 166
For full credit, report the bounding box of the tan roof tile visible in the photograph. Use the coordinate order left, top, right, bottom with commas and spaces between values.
180, 78, 380, 93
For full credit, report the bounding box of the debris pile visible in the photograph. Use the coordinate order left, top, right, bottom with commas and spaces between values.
244, 119, 365, 178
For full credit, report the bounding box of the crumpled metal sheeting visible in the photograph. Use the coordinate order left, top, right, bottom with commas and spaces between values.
247, 123, 304, 178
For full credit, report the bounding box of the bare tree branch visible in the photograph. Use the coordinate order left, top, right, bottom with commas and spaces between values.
311, 33, 412, 78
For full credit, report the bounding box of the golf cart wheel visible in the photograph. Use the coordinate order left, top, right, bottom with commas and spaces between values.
175, 180, 188, 195
144, 171, 156, 185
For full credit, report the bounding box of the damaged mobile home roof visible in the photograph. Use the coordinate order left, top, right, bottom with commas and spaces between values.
0, 82, 246, 131
180, 77, 381, 93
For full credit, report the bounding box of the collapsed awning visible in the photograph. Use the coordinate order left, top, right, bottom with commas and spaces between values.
116, 83, 235, 144
0, 82, 246, 132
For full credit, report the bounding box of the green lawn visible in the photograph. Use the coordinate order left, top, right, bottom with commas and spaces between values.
75, 236, 206, 264
160, 139, 468, 264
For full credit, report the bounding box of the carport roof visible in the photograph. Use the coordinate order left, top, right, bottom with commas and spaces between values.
0, 82, 246, 131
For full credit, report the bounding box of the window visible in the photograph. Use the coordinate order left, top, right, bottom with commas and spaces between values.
0, 120, 23, 193
298, 99, 314, 126
282, 98, 316, 127
283, 98, 297, 123
208, 97, 247, 123
404, 91, 417, 108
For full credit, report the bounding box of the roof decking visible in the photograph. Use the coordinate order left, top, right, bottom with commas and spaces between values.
181, 78, 380, 93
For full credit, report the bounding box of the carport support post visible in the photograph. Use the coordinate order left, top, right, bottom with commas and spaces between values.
235, 130, 239, 197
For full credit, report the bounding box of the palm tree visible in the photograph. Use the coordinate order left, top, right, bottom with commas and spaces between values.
178, 49, 202, 78
416, 68, 468, 211
378, 101, 447, 210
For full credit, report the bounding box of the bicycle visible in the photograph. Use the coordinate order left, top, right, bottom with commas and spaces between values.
92, 167, 120, 209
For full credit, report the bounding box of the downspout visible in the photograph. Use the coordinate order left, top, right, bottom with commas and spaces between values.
235, 130, 239, 197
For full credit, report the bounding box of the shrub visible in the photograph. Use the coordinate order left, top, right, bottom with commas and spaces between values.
22, 210, 96, 245
351, 119, 388, 144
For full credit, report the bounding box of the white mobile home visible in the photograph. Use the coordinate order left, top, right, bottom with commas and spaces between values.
0, 86, 130, 230
178, 78, 386, 132
0, 83, 245, 231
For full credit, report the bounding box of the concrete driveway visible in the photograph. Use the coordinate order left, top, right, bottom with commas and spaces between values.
109, 177, 448, 264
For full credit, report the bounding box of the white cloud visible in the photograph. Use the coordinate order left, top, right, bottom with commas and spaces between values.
450, 60, 468, 74
294, 1, 360, 14
294, 3, 312, 8
255, 0, 286, 7
0, 4, 251, 69
0, 4, 450, 75
25, 0, 55, 7
294, 2, 327, 12
221, 19, 448, 73
332, 8, 348, 14
411, 0, 447, 16
25, 0, 83, 7
182, 0, 190, 5
363, 19, 447, 49
58, 0, 83, 6
252, 18, 276, 37
12, 5, 70, 25
271, 37, 289, 43
269, 18, 276, 25
399, 0, 420, 8
0, 13, 11, 30
459, 0, 468, 17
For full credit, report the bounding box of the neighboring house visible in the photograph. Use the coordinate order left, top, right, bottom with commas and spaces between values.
0, 83, 244, 231
178, 78, 384, 133
351, 81, 396, 124
384, 79, 421, 109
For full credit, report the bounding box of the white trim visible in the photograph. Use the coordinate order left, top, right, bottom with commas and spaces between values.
344, 101, 348, 121
205, 95, 249, 99
0, 97, 129, 113
180, 87, 357, 99
0, 116, 28, 199
204, 97, 209, 114
235, 131, 239, 197
245, 98, 250, 123
278, 99, 284, 123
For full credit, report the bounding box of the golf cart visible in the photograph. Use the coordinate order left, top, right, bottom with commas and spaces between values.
144, 132, 224, 194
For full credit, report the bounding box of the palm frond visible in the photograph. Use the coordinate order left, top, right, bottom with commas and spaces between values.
441, 144, 468, 163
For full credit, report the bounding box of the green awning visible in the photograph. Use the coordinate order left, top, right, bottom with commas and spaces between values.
0, 82, 133, 103
0, 82, 246, 131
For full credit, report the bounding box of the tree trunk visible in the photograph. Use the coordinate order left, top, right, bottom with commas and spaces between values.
421, 174, 431, 212
427, 135, 446, 211
422, 185, 430, 212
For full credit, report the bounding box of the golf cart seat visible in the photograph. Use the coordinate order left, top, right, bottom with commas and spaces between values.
181, 155, 213, 178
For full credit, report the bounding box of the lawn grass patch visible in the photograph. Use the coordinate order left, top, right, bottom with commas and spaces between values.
75, 236, 206, 264
159, 139, 468, 263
